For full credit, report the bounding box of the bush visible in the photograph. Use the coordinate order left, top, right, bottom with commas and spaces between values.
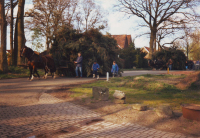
153, 48, 186, 70
51, 27, 121, 77
120, 47, 148, 69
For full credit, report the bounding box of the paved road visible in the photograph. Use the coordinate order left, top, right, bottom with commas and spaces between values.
122, 70, 169, 77
0, 77, 95, 106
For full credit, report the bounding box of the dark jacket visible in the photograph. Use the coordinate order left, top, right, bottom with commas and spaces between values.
92, 63, 100, 71
168, 59, 173, 65
75, 56, 83, 67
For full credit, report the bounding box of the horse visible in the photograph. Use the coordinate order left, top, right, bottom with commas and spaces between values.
43, 55, 56, 78
20, 46, 56, 81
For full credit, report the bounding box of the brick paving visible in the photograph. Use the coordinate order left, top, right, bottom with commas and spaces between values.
0, 93, 199, 138
0, 93, 99, 138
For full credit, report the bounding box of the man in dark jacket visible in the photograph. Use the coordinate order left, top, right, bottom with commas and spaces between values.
74, 52, 83, 78
168, 59, 173, 70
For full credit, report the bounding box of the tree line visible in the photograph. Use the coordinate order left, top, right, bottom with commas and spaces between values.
0, 0, 25, 73
0, 0, 107, 73
1, 0, 200, 73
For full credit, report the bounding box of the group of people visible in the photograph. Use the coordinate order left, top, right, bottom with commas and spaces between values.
192, 60, 199, 70
74, 52, 119, 79
168, 58, 200, 70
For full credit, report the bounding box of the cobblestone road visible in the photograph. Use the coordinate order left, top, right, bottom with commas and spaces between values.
0, 93, 198, 138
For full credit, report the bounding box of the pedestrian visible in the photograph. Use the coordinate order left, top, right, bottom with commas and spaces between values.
193, 60, 196, 70
74, 52, 83, 78
168, 59, 173, 70
185, 61, 188, 70
92, 61, 100, 79
111, 61, 119, 77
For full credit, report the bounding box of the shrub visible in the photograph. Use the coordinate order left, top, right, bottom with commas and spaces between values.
153, 48, 186, 70
51, 27, 121, 77
120, 47, 148, 69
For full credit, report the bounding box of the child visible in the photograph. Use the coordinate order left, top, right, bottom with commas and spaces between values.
92, 61, 100, 79
185, 61, 188, 70
111, 61, 119, 77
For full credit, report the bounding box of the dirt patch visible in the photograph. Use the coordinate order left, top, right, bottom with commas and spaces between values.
48, 88, 200, 137
68, 98, 200, 137
167, 71, 196, 75
176, 72, 200, 90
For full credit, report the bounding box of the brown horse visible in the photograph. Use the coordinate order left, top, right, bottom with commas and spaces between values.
20, 46, 56, 81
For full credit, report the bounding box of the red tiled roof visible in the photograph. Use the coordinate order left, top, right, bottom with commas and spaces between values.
112, 35, 132, 49
144, 47, 150, 52
126, 35, 132, 46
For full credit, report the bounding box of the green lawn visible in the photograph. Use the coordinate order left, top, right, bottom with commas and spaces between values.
69, 74, 200, 110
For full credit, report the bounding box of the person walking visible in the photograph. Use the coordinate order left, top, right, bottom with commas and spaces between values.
185, 61, 188, 70
168, 59, 173, 70
74, 52, 83, 78
92, 61, 100, 79
111, 61, 119, 77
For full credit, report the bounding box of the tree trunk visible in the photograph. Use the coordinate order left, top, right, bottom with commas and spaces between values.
0, 2, 2, 69
13, 15, 18, 66
86, 19, 88, 32
0, 0, 8, 73
154, 39, 156, 52
149, 29, 156, 59
46, 36, 49, 53
186, 43, 189, 60
17, 0, 25, 65
10, 0, 14, 66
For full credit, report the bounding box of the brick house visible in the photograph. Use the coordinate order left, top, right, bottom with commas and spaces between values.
141, 46, 171, 59
111, 35, 132, 49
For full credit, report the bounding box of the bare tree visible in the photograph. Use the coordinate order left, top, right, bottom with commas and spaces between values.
189, 30, 200, 60
175, 28, 200, 60
13, 15, 18, 66
3, 0, 18, 66
74, 11, 83, 34
10, 0, 13, 65
81, 0, 108, 32
9, 0, 17, 65
0, 0, 8, 72
116, 0, 200, 59
25, 0, 75, 52
16, 0, 25, 65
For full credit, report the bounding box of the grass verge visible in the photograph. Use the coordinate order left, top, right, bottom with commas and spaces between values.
0, 66, 44, 79
69, 73, 200, 110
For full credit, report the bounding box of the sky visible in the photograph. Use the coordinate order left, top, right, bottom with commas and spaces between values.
95, 0, 149, 48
